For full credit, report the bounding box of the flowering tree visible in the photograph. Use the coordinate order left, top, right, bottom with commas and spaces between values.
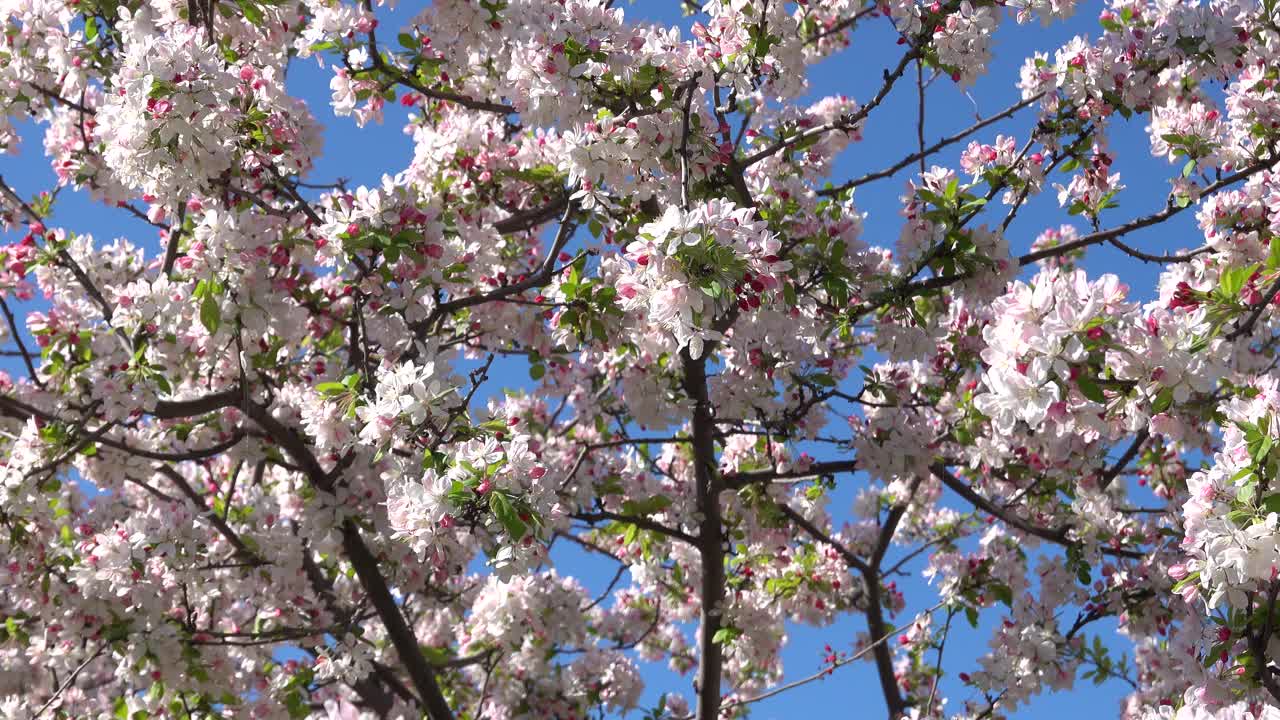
6, 0, 1280, 717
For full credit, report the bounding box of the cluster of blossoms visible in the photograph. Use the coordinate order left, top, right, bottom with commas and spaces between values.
612, 199, 789, 358
385, 425, 557, 578
1177, 377, 1280, 612
98, 7, 322, 206
458, 571, 644, 717
353, 357, 457, 450
974, 268, 1129, 436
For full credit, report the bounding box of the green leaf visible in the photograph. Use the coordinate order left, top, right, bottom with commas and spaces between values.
199, 294, 221, 334
489, 492, 527, 540
1226, 509, 1254, 526
1261, 494, 1280, 514
1151, 387, 1174, 415
1253, 432, 1273, 465
711, 627, 742, 645
511, 164, 562, 184
284, 690, 309, 719
1182, 158, 1197, 178
1219, 263, 1258, 299
237, 0, 264, 26
810, 373, 836, 388
529, 363, 545, 381
146, 681, 164, 703
397, 32, 416, 49
1077, 376, 1107, 404
621, 496, 672, 516
420, 646, 454, 665
990, 582, 1014, 607
446, 481, 472, 507
1238, 483, 1256, 503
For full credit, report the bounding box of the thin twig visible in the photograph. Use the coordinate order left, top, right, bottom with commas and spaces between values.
34, 645, 106, 719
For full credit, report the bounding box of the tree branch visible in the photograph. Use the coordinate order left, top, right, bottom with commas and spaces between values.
417, 199, 577, 333
821, 93, 1042, 194
1018, 160, 1278, 267
930, 464, 1142, 558
722, 459, 859, 489
683, 351, 726, 720
744, 49, 918, 167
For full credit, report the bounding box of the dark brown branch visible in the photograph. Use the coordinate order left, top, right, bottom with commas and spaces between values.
154, 464, 265, 565
865, 495, 912, 719
879, 158, 1278, 309
804, 4, 875, 45
144, 382, 456, 718
97, 431, 246, 463
775, 486, 908, 720
925, 609, 956, 716
1019, 160, 1278, 267
930, 464, 1142, 558
723, 458, 859, 489
683, 351, 726, 720
301, 554, 413, 713
821, 93, 1042, 195
775, 502, 869, 573
352, 15, 513, 115
571, 510, 698, 546
151, 388, 242, 420
1098, 430, 1148, 491
26, 83, 96, 114
33, 645, 105, 718
744, 49, 918, 167
1107, 237, 1212, 264
1226, 273, 1280, 341
1252, 581, 1280, 702
162, 212, 186, 277
915, 59, 927, 176
418, 200, 577, 332
492, 195, 569, 234
679, 75, 700, 211
340, 522, 456, 720
0, 296, 43, 388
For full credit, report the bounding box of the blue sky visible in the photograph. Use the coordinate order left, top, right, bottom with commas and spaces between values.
0, 0, 1209, 716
